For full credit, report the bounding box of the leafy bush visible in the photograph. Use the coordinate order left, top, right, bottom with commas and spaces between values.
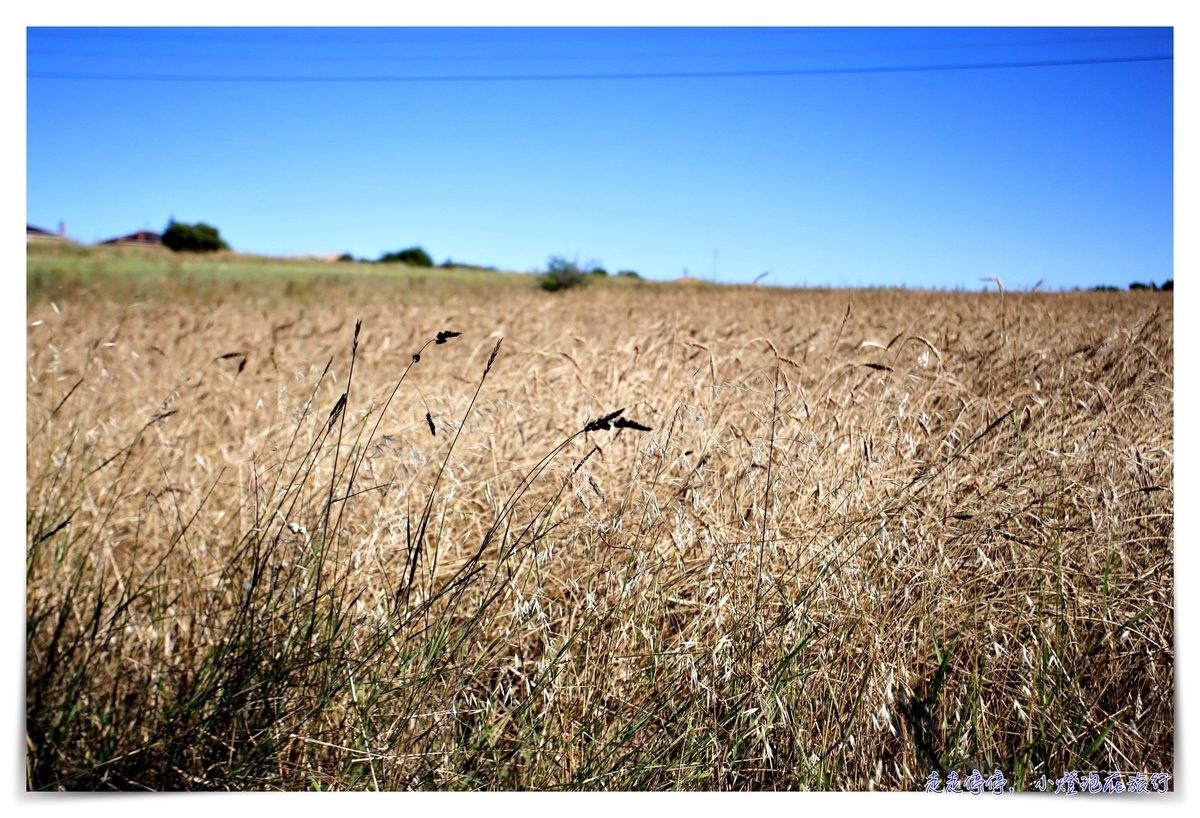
617, 270, 640, 279
379, 247, 433, 267
440, 259, 497, 271
589, 267, 608, 276
162, 221, 230, 252
540, 256, 588, 292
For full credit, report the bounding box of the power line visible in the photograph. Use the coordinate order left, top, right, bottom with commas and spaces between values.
27, 53, 1172, 83
24, 31, 1173, 64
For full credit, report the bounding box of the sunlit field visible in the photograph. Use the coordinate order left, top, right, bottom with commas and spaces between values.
26, 244, 1173, 791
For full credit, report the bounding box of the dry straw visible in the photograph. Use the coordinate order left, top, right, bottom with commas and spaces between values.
26, 268, 1172, 791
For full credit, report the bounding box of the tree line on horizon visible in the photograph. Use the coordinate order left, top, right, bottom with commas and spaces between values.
152, 221, 1168, 292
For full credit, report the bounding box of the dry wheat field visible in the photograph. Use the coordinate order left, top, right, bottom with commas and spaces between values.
26, 269, 1173, 791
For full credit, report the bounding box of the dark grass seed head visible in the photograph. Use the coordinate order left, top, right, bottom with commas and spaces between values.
613, 417, 652, 432
485, 339, 503, 374
584, 408, 626, 432
326, 392, 347, 432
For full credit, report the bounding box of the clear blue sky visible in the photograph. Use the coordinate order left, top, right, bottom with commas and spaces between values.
26, 27, 1173, 289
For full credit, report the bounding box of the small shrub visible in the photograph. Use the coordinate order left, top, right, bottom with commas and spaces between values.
589, 267, 608, 276
540, 256, 588, 292
1090, 285, 1121, 292
379, 247, 434, 267
1163, 279, 1173, 291
162, 221, 230, 253
337, 253, 355, 262
617, 270, 640, 279
440, 259, 497, 271
1129, 282, 1157, 291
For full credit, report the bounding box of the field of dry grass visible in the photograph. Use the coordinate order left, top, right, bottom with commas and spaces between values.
26, 252, 1173, 791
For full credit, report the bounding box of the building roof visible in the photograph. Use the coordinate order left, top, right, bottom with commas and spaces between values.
100, 230, 163, 245
27, 224, 62, 239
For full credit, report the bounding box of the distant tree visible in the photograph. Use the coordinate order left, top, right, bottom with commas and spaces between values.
1162, 279, 1173, 291
1129, 282, 1158, 291
378, 246, 434, 267
162, 220, 230, 252
1090, 285, 1121, 292
617, 270, 640, 279
589, 266, 608, 276
541, 256, 587, 292
337, 253, 355, 262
